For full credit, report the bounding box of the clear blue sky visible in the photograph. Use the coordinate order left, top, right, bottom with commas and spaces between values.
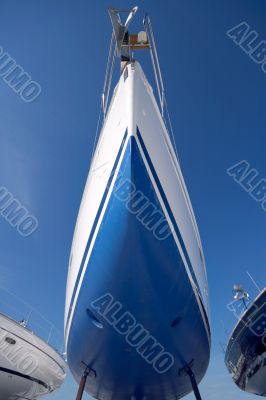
0, 0, 265, 399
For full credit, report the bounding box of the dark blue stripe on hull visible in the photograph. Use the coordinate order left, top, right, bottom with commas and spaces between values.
67, 136, 210, 400
66, 130, 128, 335
136, 128, 203, 308
0, 366, 49, 390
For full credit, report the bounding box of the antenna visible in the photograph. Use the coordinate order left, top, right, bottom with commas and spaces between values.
246, 271, 261, 293
232, 284, 250, 310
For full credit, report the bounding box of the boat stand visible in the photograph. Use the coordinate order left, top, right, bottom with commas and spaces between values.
76, 366, 96, 400
75, 363, 202, 400
179, 362, 203, 400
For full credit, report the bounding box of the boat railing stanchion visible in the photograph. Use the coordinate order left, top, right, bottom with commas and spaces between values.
25, 307, 33, 328
75, 365, 96, 400
47, 325, 53, 344
179, 362, 203, 400
246, 271, 261, 293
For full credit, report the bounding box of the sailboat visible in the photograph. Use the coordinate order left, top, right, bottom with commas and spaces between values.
225, 285, 266, 396
65, 7, 210, 400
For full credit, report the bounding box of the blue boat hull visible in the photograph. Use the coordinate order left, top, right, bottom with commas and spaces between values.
66, 136, 210, 400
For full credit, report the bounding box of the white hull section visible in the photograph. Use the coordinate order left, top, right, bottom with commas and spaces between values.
0, 313, 66, 400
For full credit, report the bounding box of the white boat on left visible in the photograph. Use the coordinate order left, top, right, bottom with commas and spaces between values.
0, 303, 67, 400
